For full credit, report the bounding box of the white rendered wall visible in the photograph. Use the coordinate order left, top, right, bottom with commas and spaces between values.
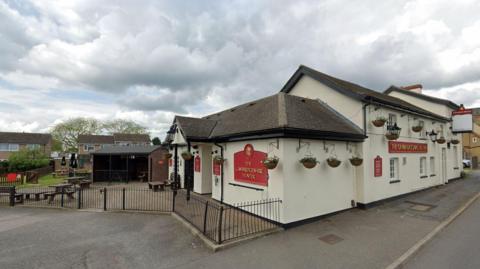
387, 91, 452, 119
287, 76, 364, 129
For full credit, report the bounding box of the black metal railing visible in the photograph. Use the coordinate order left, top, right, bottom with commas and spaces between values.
1, 186, 173, 212
174, 191, 282, 244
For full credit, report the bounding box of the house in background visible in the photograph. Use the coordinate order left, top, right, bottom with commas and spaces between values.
0, 132, 52, 161
77, 133, 151, 170
462, 108, 480, 168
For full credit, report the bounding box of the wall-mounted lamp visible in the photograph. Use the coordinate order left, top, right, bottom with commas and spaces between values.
428, 130, 438, 143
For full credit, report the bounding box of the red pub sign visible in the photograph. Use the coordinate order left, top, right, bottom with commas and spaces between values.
194, 155, 201, 172
234, 144, 268, 186
213, 162, 221, 176
374, 156, 382, 177
388, 141, 428, 153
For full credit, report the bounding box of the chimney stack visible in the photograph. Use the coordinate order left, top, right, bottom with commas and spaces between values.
401, 84, 423, 94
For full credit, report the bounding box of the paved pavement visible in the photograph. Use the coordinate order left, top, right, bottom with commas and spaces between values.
0, 172, 479, 269
404, 192, 480, 269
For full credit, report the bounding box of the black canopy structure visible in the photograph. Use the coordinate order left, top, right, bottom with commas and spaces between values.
91, 145, 162, 183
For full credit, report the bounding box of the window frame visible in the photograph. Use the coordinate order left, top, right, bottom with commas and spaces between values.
389, 158, 400, 182
420, 157, 427, 178
430, 157, 435, 176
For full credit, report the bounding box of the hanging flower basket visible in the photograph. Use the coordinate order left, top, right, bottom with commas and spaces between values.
450, 139, 460, 145
181, 151, 193, 160
300, 157, 317, 169
262, 156, 279, 170
411, 125, 423, 133
372, 116, 387, 127
327, 157, 342, 168
164, 153, 173, 159
385, 132, 400, 140
213, 155, 225, 165
437, 137, 446, 144
349, 157, 363, 166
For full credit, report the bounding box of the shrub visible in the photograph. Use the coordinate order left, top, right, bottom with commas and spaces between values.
8, 149, 50, 172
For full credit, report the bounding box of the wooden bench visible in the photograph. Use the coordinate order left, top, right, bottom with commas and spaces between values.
23, 191, 50, 201
0, 186, 23, 204
45, 189, 75, 204
148, 182, 165, 192
78, 180, 92, 189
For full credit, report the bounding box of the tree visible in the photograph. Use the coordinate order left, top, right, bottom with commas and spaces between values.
8, 148, 50, 172
51, 138, 63, 152
152, 137, 161, 145
50, 118, 102, 152
102, 119, 148, 135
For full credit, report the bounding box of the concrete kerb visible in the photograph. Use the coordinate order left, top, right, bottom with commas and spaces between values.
385, 191, 480, 269
171, 212, 284, 252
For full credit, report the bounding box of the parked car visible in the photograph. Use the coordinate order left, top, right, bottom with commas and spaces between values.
463, 159, 472, 168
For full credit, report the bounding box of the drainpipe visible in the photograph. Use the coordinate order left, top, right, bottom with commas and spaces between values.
363, 102, 371, 137
214, 142, 224, 204
173, 144, 178, 191
186, 142, 191, 201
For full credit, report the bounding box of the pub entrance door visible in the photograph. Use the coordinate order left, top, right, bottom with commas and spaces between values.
184, 158, 194, 191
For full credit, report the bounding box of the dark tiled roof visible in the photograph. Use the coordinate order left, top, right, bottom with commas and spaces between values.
280, 65, 450, 121
92, 145, 160, 155
174, 93, 365, 142
78, 135, 114, 144
0, 132, 51, 144
175, 116, 217, 140
113, 133, 151, 143
384, 86, 460, 110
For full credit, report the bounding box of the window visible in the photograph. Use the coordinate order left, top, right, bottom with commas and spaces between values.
453, 146, 459, 168
0, 143, 19, 152
420, 157, 427, 177
84, 144, 95, 152
389, 158, 399, 181
27, 144, 40, 150
0, 143, 8, 151
9, 144, 19, 151
430, 157, 435, 175
388, 114, 397, 125
473, 137, 478, 143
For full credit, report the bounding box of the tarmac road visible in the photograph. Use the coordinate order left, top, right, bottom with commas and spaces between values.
405, 194, 480, 269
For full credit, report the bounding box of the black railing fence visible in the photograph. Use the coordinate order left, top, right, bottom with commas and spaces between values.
174, 191, 282, 244
0, 186, 173, 212
0, 185, 281, 245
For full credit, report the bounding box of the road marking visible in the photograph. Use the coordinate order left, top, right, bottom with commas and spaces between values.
385, 191, 480, 269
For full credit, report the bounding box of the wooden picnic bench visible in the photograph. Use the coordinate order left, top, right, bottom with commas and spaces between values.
0, 186, 23, 204
78, 180, 92, 189
148, 182, 165, 192
22, 190, 50, 201
45, 184, 75, 204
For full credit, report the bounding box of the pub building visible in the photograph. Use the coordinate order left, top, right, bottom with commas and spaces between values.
165, 65, 463, 226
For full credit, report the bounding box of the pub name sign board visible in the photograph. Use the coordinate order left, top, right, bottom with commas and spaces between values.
388, 141, 428, 153
234, 144, 268, 186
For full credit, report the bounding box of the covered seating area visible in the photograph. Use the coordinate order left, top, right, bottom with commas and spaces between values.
91, 145, 166, 183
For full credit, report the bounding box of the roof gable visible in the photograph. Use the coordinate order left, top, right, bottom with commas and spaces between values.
281, 65, 449, 122
384, 86, 460, 110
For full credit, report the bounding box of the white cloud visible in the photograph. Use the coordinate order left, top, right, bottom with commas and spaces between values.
0, 0, 480, 140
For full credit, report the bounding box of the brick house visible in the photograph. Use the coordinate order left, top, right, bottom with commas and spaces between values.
78, 133, 151, 170
462, 108, 480, 168
0, 132, 52, 161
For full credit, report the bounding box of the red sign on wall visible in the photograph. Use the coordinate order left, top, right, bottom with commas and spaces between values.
234, 144, 268, 186
388, 141, 428, 153
374, 156, 382, 177
213, 162, 221, 176
194, 155, 201, 172
168, 159, 173, 167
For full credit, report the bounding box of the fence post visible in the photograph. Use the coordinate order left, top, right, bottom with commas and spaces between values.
172, 191, 176, 212
61, 188, 65, 207
9, 186, 15, 207
103, 187, 107, 211
203, 201, 209, 234
122, 188, 126, 210
77, 188, 82, 209
218, 206, 224, 244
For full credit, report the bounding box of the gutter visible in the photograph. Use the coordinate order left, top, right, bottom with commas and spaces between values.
214, 142, 224, 204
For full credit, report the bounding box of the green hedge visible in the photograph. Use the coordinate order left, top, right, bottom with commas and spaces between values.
6, 149, 50, 172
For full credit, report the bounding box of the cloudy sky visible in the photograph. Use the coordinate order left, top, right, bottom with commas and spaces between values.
1, 0, 480, 139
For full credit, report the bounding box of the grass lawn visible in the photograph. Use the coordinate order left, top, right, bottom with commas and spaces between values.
17, 174, 66, 189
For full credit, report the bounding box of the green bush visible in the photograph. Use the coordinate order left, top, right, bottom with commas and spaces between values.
8, 149, 50, 172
